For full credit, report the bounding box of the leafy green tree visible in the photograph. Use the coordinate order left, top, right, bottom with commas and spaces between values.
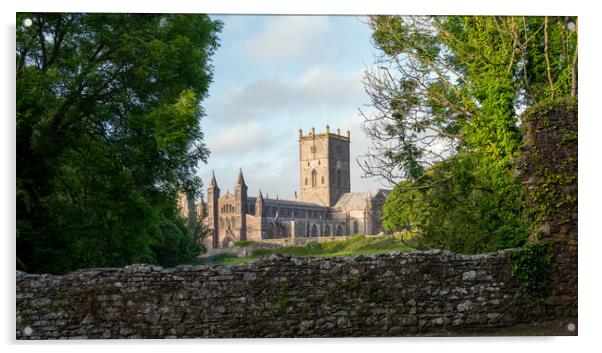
382, 180, 426, 233
16, 13, 222, 273
365, 16, 577, 253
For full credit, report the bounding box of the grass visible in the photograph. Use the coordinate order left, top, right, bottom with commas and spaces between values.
194, 235, 417, 266
195, 253, 253, 265
233, 240, 256, 247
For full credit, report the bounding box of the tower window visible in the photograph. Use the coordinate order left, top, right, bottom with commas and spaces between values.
321, 176, 325, 184
305, 178, 308, 185
311, 170, 317, 187
337, 170, 341, 186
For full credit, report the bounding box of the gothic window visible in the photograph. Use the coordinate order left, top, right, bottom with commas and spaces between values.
353, 221, 359, 234
267, 223, 276, 238
311, 170, 317, 187
305, 178, 308, 186
324, 225, 331, 236
336, 225, 344, 236
321, 176, 325, 184
337, 170, 341, 186
310, 224, 319, 237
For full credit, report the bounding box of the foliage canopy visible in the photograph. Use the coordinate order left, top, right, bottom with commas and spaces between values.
16, 13, 222, 273
367, 16, 577, 253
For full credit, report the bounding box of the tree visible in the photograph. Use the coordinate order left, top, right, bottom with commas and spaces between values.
364, 16, 577, 253
16, 13, 222, 274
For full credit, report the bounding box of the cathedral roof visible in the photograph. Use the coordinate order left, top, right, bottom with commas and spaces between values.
333, 190, 390, 210
263, 198, 329, 210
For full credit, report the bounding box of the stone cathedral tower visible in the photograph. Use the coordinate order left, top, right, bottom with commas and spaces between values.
299, 126, 350, 207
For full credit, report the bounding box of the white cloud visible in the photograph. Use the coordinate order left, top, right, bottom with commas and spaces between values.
245, 16, 332, 61
342, 113, 394, 192
205, 121, 276, 156
214, 65, 367, 123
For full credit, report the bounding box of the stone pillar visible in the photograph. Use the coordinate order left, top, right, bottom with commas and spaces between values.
517, 98, 577, 318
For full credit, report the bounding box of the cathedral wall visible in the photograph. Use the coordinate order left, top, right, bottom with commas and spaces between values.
245, 215, 263, 242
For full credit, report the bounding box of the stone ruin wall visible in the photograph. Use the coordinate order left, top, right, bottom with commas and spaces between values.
516, 98, 578, 317
17, 251, 551, 339
16, 100, 577, 339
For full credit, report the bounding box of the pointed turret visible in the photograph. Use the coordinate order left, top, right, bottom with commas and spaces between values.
207, 170, 220, 249
234, 168, 248, 240
208, 170, 219, 191
236, 167, 246, 187
255, 189, 264, 216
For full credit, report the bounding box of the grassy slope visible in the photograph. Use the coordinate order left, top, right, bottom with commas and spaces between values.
196, 235, 416, 266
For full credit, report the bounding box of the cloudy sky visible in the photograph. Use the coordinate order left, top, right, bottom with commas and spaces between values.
198, 15, 384, 199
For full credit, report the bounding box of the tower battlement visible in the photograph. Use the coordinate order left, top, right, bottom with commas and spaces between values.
298, 125, 350, 142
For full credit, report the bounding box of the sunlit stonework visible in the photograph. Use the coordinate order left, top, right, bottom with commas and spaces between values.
181, 126, 389, 248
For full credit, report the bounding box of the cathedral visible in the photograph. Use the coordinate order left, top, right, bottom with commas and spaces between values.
180, 126, 389, 249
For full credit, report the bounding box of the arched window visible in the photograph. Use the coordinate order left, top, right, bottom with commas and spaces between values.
311, 170, 317, 187
267, 222, 276, 238
336, 225, 344, 236
324, 225, 331, 236
310, 224, 319, 237
321, 176, 325, 184
337, 170, 341, 186
305, 178, 308, 186
353, 221, 359, 234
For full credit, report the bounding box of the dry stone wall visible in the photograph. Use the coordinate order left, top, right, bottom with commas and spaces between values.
17, 250, 548, 339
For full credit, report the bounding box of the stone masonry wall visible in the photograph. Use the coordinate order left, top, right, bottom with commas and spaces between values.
17, 251, 548, 339
517, 98, 578, 318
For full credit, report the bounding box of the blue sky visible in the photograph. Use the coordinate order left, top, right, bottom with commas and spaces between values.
199, 15, 383, 199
